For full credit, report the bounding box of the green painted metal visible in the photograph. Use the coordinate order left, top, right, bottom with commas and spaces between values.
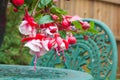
31, 18, 118, 80
0, 64, 93, 80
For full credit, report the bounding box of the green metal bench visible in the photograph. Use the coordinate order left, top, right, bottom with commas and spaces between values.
31, 18, 118, 80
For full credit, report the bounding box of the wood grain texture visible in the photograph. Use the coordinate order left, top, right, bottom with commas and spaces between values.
56, 0, 120, 41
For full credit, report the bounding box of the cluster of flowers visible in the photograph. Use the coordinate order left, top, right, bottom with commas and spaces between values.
11, 0, 90, 71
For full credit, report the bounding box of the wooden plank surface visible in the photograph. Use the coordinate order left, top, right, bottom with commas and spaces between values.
98, 0, 120, 5
56, 0, 120, 41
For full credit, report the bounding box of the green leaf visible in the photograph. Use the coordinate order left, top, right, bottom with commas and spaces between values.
34, 14, 43, 22
38, 0, 52, 8
72, 21, 83, 30
51, 7, 67, 15
90, 21, 95, 29
25, 0, 33, 4
88, 29, 98, 34
59, 31, 66, 39
38, 15, 54, 24
88, 21, 98, 34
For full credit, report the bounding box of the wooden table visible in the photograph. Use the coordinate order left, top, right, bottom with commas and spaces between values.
0, 64, 93, 80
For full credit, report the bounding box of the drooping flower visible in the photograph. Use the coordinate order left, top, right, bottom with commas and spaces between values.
80, 21, 90, 30
68, 36, 76, 44
62, 18, 71, 28
51, 14, 58, 20
48, 33, 69, 54
19, 10, 38, 37
24, 38, 50, 71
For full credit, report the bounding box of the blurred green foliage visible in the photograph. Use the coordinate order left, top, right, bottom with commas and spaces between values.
0, 5, 32, 65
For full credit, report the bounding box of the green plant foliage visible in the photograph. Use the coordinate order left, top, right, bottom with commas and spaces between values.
38, 15, 53, 24
51, 6, 67, 15
59, 31, 66, 39
25, 0, 33, 4
88, 21, 98, 34
38, 0, 52, 8
0, 6, 32, 65
72, 21, 82, 30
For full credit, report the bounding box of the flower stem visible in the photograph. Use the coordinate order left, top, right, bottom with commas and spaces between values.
31, 0, 40, 17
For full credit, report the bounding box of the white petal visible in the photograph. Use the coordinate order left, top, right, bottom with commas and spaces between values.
45, 28, 53, 35
49, 26, 57, 29
60, 42, 65, 49
19, 20, 36, 36
24, 40, 41, 52
42, 40, 49, 51
39, 48, 48, 57
19, 20, 30, 35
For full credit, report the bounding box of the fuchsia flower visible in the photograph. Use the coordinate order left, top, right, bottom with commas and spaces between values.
80, 21, 90, 30
48, 33, 69, 56
51, 14, 59, 20
19, 10, 38, 37
68, 35, 77, 44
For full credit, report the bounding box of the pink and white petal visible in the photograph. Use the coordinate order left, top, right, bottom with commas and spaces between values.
31, 40, 42, 47
42, 40, 49, 51
24, 40, 41, 52
45, 28, 53, 35
29, 50, 36, 55
60, 42, 66, 49
19, 21, 28, 35
49, 26, 58, 30
39, 48, 48, 56
70, 15, 82, 22
19, 20, 30, 35
31, 28, 37, 37
35, 48, 48, 57
56, 37, 63, 47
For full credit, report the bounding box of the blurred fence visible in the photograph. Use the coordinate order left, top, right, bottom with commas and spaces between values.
56, 0, 120, 78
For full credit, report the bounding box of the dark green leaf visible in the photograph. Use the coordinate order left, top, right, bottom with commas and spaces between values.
38, 15, 54, 24
59, 31, 66, 39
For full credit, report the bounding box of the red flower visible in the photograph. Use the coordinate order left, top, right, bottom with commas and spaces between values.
80, 21, 90, 30
51, 15, 58, 20
12, 0, 24, 7
68, 36, 76, 44
48, 33, 69, 51
24, 10, 38, 27
62, 19, 71, 28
